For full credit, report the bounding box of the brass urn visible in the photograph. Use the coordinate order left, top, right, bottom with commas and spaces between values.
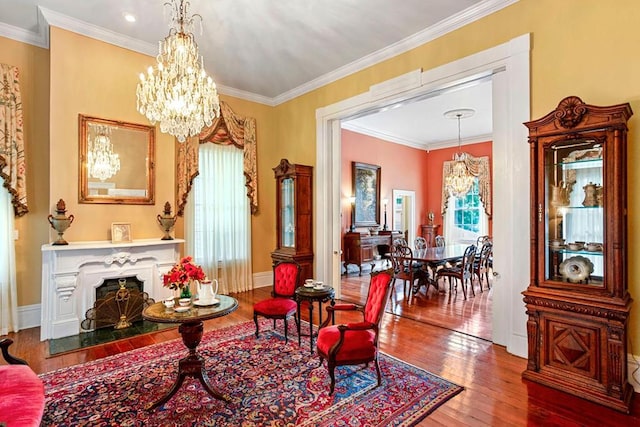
157, 201, 177, 240
48, 199, 74, 245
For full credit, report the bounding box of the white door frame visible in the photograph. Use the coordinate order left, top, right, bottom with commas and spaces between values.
392, 189, 416, 246
315, 34, 531, 357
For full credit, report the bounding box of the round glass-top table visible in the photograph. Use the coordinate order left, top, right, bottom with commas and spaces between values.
142, 295, 238, 410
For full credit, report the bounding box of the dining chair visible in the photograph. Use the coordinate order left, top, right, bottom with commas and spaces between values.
436, 244, 476, 300
414, 236, 427, 249
389, 244, 427, 298
253, 260, 301, 343
316, 268, 394, 394
473, 241, 493, 291
435, 235, 446, 247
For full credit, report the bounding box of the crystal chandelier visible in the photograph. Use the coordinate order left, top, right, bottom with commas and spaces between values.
87, 124, 120, 182
136, 0, 220, 142
444, 109, 476, 198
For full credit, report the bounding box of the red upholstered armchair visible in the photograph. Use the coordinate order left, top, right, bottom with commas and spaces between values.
0, 338, 45, 427
316, 268, 394, 393
253, 260, 301, 343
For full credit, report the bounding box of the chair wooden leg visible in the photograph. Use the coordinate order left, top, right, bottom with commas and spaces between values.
374, 356, 382, 386
469, 277, 475, 297
328, 361, 337, 394
254, 313, 260, 338
461, 278, 467, 300
283, 317, 289, 343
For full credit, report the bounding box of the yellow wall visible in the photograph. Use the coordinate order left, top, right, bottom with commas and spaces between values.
2, 0, 640, 351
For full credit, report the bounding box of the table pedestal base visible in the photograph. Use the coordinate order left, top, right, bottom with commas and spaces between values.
146, 321, 229, 410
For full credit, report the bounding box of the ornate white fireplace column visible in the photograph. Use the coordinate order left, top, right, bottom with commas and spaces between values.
41, 239, 184, 341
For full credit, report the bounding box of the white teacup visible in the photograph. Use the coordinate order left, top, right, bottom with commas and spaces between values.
178, 298, 191, 307
304, 279, 314, 287
163, 298, 175, 308
313, 281, 324, 290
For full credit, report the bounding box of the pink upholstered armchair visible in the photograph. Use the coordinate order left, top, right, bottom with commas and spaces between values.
253, 260, 301, 343
316, 268, 394, 393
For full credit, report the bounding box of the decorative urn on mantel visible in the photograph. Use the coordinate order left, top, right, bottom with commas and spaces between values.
47, 199, 74, 245
157, 201, 177, 240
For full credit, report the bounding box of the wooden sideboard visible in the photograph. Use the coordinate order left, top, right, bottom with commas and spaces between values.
343, 231, 400, 275
419, 224, 440, 247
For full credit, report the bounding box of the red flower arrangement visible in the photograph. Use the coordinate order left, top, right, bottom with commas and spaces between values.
163, 256, 206, 290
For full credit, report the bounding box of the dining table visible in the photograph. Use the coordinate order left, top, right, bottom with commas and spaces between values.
408, 244, 470, 292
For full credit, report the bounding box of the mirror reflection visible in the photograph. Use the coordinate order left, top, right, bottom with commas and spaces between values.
79, 115, 155, 205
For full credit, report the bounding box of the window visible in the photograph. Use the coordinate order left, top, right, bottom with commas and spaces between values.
185, 143, 252, 293
453, 179, 482, 233
444, 178, 488, 244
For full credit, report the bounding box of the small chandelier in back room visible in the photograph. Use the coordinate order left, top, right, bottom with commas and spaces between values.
87, 124, 120, 182
136, 0, 220, 142
443, 108, 476, 199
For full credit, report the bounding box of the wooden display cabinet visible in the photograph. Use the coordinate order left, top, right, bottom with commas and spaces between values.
343, 230, 400, 275
522, 96, 633, 412
271, 159, 313, 285
420, 224, 440, 247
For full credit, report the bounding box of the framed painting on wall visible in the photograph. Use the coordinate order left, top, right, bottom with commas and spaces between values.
352, 162, 381, 228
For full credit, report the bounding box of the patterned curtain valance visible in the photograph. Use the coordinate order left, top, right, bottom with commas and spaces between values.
441, 154, 491, 218
177, 101, 258, 216
0, 64, 27, 217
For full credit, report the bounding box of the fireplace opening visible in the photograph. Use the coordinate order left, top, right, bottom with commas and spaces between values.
81, 276, 155, 331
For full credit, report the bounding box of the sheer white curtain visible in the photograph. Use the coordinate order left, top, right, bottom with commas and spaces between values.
0, 190, 18, 334
185, 143, 253, 294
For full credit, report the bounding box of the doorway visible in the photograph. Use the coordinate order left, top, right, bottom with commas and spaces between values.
392, 189, 416, 246
315, 34, 531, 357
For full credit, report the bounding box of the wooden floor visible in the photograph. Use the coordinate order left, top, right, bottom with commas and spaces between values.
3, 277, 639, 426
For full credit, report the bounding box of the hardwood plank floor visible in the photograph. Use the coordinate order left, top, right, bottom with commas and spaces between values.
3, 282, 639, 426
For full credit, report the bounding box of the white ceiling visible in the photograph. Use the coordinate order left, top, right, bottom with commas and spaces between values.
0, 0, 508, 147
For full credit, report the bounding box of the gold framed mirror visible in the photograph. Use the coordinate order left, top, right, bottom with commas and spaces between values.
79, 114, 155, 205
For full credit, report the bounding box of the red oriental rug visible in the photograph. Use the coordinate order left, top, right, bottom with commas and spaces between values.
39, 320, 463, 426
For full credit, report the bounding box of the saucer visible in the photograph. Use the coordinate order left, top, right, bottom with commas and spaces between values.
304, 283, 315, 288
174, 306, 190, 313
313, 285, 325, 290
194, 298, 220, 307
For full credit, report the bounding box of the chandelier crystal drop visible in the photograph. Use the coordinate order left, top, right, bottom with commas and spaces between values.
87, 125, 120, 182
136, 0, 220, 142
444, 109, 476, 199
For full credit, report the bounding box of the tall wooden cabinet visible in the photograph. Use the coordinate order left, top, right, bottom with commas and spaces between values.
522, 96, 633, 412
271, 159, 313, 285
420, 224, 440, 247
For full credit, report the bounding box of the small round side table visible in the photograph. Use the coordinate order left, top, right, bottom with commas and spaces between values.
294, 286, 335, 353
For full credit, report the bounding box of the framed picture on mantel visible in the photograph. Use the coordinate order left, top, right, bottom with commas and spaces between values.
352, 162, 380, 228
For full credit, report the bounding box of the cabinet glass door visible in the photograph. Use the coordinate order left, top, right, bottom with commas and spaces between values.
281, 177, 295, 248
544, 138, 604, 286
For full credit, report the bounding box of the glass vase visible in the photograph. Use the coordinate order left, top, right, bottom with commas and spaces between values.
179, 285, 192, 299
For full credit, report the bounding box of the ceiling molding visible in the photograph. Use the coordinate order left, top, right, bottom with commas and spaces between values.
217, 84, 277, 107
342, 121, 493, 152
341, 122, 427, 150
0, 21, 46, 48
39, 6, 157, 57
425, 134, 493, 151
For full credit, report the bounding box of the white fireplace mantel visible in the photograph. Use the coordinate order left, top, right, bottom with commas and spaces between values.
40, 238, 184, 341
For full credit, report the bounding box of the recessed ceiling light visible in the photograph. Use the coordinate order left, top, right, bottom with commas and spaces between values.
123, 13, 136, 23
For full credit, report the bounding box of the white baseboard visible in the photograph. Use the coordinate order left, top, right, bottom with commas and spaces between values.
17, 303, 40, 330
252, 270, 272, 288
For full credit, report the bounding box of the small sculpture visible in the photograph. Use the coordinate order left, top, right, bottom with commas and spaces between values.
47, 199, 74, 245
157, 201, 177, 240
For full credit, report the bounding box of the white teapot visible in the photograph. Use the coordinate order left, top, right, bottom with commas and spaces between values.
197, 279, 218, 304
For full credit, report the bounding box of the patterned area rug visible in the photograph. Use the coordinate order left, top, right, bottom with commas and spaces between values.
40, 320, 463, 426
